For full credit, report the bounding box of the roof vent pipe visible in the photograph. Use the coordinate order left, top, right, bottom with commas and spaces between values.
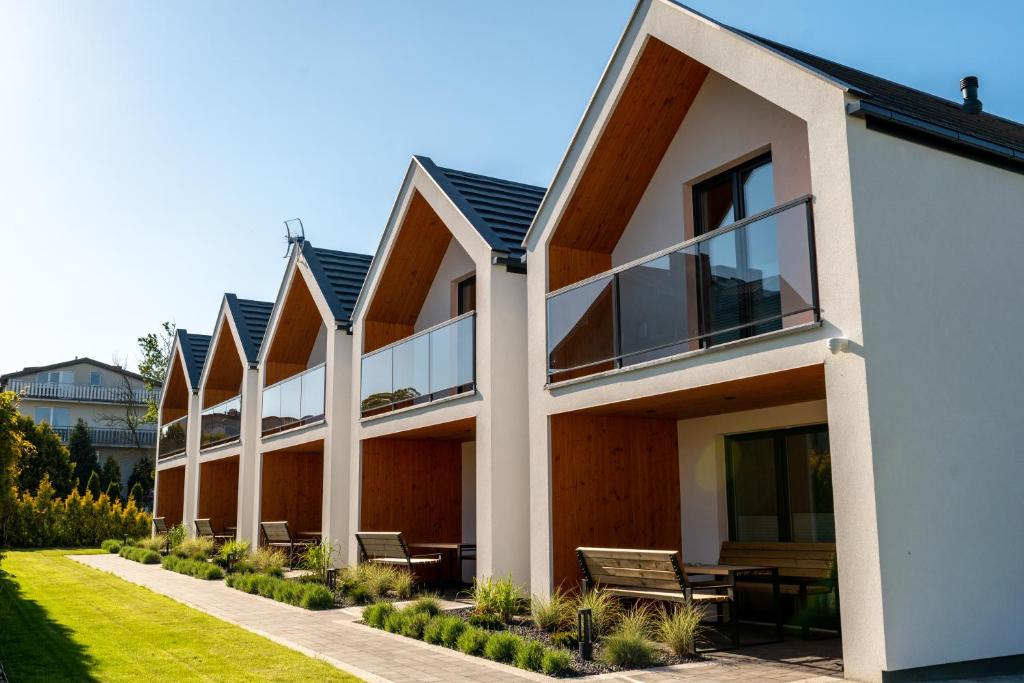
960, 76, 983, 114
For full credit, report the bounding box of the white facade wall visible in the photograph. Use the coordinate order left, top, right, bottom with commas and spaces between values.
414, 240, 474, 332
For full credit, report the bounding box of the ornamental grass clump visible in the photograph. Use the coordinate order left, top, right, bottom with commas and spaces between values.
136, 535, 166, 553
216, 540, 250, 570
119, 545, 160, 564
422, 616, 447, 645
514, 639, 545, 672
161, 554, 223, 580
101, 539, 121, 553
575, 588, 622, 636
456, 626, 491, 656
600, 604, 656, 668
362, 601, 395, 629
300, 540, 336, 584
483, 631, 522, 663
409, 594, 441, 617
541, 647, 573, 676
225, 572, 333, 610
469, 575, 525, 624
440, 616, 467, 648
655, 602, 705, 656
173, 536, 215, 560
235, 547, 286, 577
530, 588, 574, 631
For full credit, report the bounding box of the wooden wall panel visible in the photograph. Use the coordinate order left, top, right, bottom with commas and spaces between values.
161, 353, 189, 423
260, 450, 324, 538
265, 272, 325, 385
198, 456, 239, 532
202, 323, 243, 408
548, 40, 709, 291
363, 321, 415, 357
550, 413, 681, 590
155, 465, 186, 527
360, 438, 462, 545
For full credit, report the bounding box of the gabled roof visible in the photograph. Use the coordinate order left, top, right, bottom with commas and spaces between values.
300, 241, 373, 324
175, 330, 211, 390
0, 357, 150, 385
417, 156, 546, 261
224, 294, 273, 364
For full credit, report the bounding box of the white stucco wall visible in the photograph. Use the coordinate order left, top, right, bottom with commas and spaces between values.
847, 118, 1024, 673
613, 71, 811, 266
307, 323, 327, 368
414, 239, 475, 332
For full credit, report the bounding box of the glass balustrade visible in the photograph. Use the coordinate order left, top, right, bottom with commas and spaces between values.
546, 197, 819, 382
360, 313, 475, 416
261, 363, 326, 435
200, 395, 242, 448
158, 415, 187, 459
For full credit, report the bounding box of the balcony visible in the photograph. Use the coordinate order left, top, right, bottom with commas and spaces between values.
546, 196, 819, 383
261, 363, 326, 436
360, 312, 475, 417
7, 379, 160, 405
158, 415, 188, 459
52, 426, 157, 448
200, 395, 242, 449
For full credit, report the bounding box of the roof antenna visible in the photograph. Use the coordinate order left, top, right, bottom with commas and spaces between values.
283, 218, 305, 257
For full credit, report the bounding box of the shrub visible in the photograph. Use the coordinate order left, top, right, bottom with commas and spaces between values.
483, 631, 521, 663
400, 610, 432, 639
541, 648, 573, 676
235, 547, 286, 577
422, 616, 447, 645
161, 554, 224, 580
514, 639, 545, 671
655, 602, 705, 656
174, 536, 215, 560
166, 523, 186, 549
470, 575, 525, 623
299, 583, 334, 610
363, 601, 395, 629
119, 545, 160, 564
300, 539, 336, 584
384, 610, 407, 634
101, 538, 122, 553
550, 631, 577, 650
225, 572, 334, 609
409, 595, 441, 617
348, 584, 371, 605
456, 627, 490, 656
136, 534, 166, 552
440, 616, 466, 648
467, 612, 503, 630
617, 603, 655, 638
575, 589, 622, 636
217, 540, 250, 570
531, 588, 574, 631
391, 568, 413, 599
600, 629, 655, 668
349, 563, 402, 599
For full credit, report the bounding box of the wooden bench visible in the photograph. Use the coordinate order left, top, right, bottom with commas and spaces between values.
717, 541, 838, 635
355, 532, 442, 580
259, 521, 314, 567
195, 518, 235, 545
577, 547, 740, 647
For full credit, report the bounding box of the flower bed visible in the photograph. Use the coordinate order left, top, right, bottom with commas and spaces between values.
161, 554, 224, 580
118, 545, 160, 564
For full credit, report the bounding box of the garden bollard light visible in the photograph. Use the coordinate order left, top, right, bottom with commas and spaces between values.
578, 607, 594, 660
326, 567, 338, 590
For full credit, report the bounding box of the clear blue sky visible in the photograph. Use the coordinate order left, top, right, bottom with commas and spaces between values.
2, 0, 1021, 375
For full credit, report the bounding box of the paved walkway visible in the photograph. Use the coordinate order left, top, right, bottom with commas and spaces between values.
72, 554, 844, 682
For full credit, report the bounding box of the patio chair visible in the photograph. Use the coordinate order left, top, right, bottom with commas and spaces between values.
259, 521, 313, 568
152, 517, 168, 534
355, 531, 442, 584
195, 518, 235, 545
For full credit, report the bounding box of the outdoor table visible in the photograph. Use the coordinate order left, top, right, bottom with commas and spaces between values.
683, 563, 783, 643
296, 531, 322, 541
409, 542, 460, 582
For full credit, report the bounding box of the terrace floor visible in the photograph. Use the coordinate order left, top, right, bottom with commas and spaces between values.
72, 553, 847, 682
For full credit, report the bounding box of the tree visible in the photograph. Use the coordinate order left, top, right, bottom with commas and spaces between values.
98, 355, 153, 453
86, 470, 102, 498
126, 454, 154, 499
0, 391, 30, 555
105, 480, 121, 501
128, 482, 143, 503
137, 322, 175, 424
100, 455, 121, 492
68, 419, 98, 493
15, 416, 74, 497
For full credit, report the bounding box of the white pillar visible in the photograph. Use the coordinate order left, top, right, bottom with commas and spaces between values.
181, 390, 202, 536
322, 330, 354, 566
236, 365, 261, 546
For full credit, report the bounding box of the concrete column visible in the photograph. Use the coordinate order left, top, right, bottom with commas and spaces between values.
235, 365, 261, 546
322, 330, 353, 566
181, 390, 202, 537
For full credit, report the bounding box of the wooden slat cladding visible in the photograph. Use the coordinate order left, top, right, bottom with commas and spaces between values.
364, 191, 453, 353
155, 465, 186, 527
265, 272, 325, 386
260, 447, 323, 537
360, 438, 462, 546
202, 322, 243, 409
161, 353, 189, 423
198, 456, 239, 532
548, 39, 709, 291
550, 413, 681, 590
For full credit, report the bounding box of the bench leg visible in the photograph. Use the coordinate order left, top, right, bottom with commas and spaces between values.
773, 569, 783, 642
800, 584, 809, 638
729, 587, 739, 648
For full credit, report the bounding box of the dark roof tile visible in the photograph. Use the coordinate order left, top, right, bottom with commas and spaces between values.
176, 330, 211, 390
225, 294, 273, 364
301, 243, 373, 324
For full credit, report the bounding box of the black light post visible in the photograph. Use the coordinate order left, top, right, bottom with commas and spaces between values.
577, 607, 594, 660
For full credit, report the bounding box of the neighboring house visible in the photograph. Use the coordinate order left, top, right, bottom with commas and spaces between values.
152, 2, 1024, 680
0, 357, 161, 490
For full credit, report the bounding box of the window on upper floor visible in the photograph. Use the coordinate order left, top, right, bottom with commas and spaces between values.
34, 407, 72, 427
39, 370, 73, 384
89, 372, 102, 386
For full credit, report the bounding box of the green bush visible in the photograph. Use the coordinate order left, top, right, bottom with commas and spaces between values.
575, 589, 622, 636
161, 554, 224, 580
550, 631, 577, 650
469, 575, 525, 624
391, 569, 413, 599
531, 588, 574, 631
136, 534, 166, 552
483, 631, 521, 663
216, 540, 250, 570
440, 616, 467, 648
456, 627, 490, 656
299, 583, 334, 610
300, 539, 336, 584
541, 648, 572, 676
101, 538, 122, 553
119, 545, 160, 564
225, 571, 334, 610
235, 547, 286, 577
348, 585, 371, 605
467, 612, 504, 630
514, 639, 545, 671
600, 630, 655, 668
422, 616, 447, 645
400, 610, 432, 639
409, 595, 441, 617
166, 523, 186, 549
173, 536, 215, 560
384, 610, 407, 634
362, 601, 395, 629
655, 602, 704, 656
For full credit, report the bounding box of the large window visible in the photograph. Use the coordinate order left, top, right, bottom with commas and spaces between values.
694, 154, 781, 345
725, 425, 833, 543
35, 407, 72, 427
38, 370, 73, 384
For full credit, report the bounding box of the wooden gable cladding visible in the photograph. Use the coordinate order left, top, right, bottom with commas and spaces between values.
364, 191, 453, 353
260, 442, 324, 536
360, 437, 462, 545
264, 270, 326, 386
161, 352, 189, 423
156, 465, 186, 526
547, 39, 709, 291
550, 413, 681, 590
198, 456, 239, 532
202, 321, 243, 409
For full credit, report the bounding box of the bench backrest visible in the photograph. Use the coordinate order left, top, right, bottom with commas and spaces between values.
718, 541, 836, 580
153, 517, 167, 534
577, 547, 687, 591
260, 521, 293, 544
195, 518, 214, 537
356, 532, 410, 562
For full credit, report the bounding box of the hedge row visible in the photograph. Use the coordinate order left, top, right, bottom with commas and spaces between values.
226, 572, 333, 610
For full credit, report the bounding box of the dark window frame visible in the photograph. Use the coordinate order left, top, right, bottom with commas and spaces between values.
456, 275, 476, 315
724, 423, 830, 543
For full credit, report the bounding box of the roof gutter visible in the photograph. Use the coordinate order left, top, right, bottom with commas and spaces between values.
492, 253, 527, 274
848, 100, 1024, 173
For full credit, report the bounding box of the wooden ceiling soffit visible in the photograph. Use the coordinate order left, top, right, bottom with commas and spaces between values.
161, 351, 189, 423
364, 191, 453, 353
548, 38, 709, 291
265, 270, 326, 386
202, 321, 243, 408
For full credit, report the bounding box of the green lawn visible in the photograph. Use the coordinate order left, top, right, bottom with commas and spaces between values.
0, 549, 359, 682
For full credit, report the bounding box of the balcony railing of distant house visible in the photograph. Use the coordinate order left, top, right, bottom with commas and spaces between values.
7, 379, 161, 405
360, 312, 475, 417
51, 425, 158, 448
261, 363, 326, 436
200, 395, 242, 449
158, 415, 187, 459
545, 196, 820, 383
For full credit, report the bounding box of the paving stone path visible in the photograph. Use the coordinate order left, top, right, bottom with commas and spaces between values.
72, 554, 844, 682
